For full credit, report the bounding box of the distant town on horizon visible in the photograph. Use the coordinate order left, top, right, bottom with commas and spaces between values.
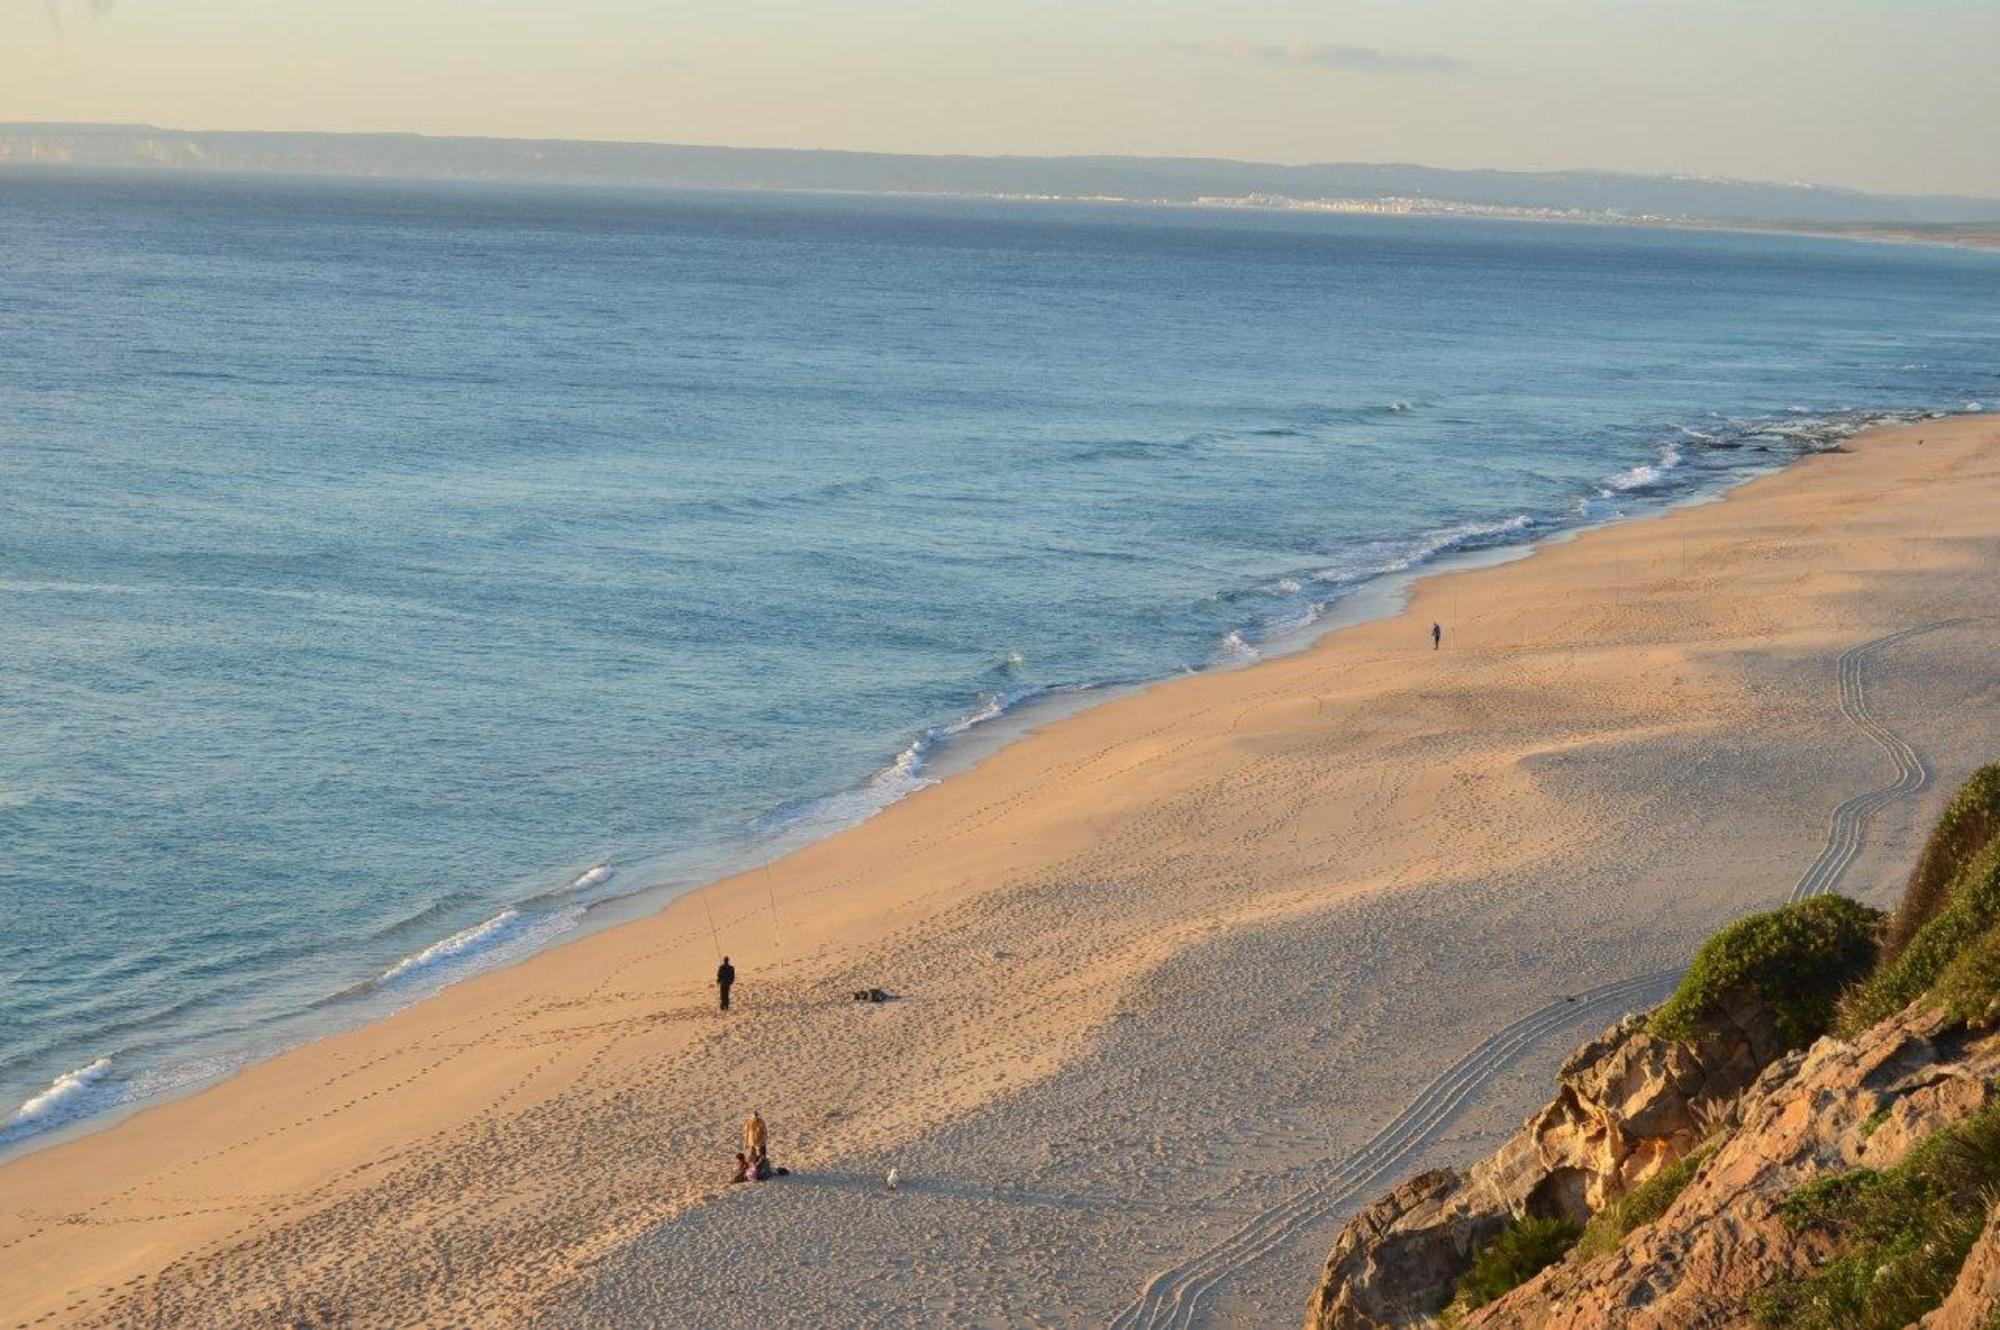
7, 120, 2000, 229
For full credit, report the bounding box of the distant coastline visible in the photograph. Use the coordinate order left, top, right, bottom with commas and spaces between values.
7, 121, 2000, 237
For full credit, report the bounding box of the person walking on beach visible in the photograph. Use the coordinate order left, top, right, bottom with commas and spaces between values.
744, 1109, 768, 1164
1431, 622, 1442, 651
716, 956, 735, 1011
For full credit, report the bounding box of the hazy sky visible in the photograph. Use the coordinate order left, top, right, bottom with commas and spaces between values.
7, 0, 1998, 197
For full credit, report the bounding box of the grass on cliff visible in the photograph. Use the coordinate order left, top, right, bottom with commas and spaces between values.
1931, 916, 2000, 1031
1881, 763, 2000, 965
1751, 1104, 2000, 1330
1838, 830, 2000, 1035
1450, 1215, 1580, 1313
1649, 895, 1881, 1049
1570, 1144, 1714, 1262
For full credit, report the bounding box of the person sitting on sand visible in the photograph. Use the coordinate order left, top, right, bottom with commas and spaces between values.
729, 1152, 752, 1184
744, 1109, 767, 1164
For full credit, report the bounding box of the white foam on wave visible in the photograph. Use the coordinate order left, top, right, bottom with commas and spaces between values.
378, 905, 585, 988
1214, 511, 1534, 647
940, 694, 1006, 738
1314, 513, 1537, 588
380, 910, 524, 982
5, 1057, 114, 1134
758, 683, 1066, 843
1601, 441, 1684, 494
777, 742, 934, 837
565, 864, 614, 892
1218, 629, 1259, 660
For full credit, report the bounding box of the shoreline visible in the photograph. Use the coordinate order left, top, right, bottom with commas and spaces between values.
0, 405, 1952, 1167
6, 414, 1999, 1328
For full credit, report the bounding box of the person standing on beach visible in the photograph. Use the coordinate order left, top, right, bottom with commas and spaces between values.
1431, 622, 1442, 651
716, 956, 735, 1011
745, 1109, 768, 1164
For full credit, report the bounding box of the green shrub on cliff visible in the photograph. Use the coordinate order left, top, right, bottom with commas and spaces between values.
1838, 832, 2000, 1034
1881, 764, 2000, 965
1649, 896, 1882, 1049
1752, 1104, 2000, 1329
1453, 1215, 1580, 1312
1931, 918, 2000, 1030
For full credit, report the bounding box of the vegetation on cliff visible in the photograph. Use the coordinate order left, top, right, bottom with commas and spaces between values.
1305, 765, 2000, 1330
1840, 832, 2000, 1034
1881, 763, 2000, 963
1733, 767, 2000, 1327
1452, 1216, 1581, 1314
1534, 768, 2000, 1324
1649, 895, 1881, 1048
1752, 1105, 2000, 1329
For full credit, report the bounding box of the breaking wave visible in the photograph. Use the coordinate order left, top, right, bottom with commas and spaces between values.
3, 1058, 115, 1140
565, 864, 614, 893
377, 905, 585, 989
1217, 629, 1259, 660
755, 682, 1091, 842
1601, 441, 1684, 494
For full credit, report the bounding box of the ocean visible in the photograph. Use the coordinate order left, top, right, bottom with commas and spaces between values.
2, 170, 1995, 1152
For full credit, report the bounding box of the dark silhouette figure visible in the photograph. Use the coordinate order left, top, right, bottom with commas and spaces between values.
717, 956, 735, 1011
1431, 622, 1442, 651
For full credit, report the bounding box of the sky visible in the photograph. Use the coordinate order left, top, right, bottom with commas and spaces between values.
6, 0, 1998, 198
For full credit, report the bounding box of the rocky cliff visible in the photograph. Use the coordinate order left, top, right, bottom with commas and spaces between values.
1304, 764, 2000, 1330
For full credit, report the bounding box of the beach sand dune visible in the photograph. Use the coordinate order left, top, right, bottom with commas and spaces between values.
4, 418, 1997, 1328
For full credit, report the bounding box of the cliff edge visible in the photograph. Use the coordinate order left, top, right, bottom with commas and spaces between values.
1305, 763, 2000, 1330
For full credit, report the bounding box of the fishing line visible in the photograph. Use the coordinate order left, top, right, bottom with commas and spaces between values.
699, 886, 723, 956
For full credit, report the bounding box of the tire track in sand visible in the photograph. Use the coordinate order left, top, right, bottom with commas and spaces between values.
1107, 971, 1679, 1330
1787, 621, 1955, 902
1109, 621, 1955, 1329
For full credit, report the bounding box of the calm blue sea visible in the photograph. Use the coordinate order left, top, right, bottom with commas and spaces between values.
2, 171, 1996, 1150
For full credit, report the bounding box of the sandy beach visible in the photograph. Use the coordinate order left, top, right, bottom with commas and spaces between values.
6, 415, 1998, 1329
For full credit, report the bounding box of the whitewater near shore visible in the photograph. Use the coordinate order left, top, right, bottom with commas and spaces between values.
5, 417, 1999, 1328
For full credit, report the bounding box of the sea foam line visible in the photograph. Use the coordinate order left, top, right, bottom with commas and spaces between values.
377, 904, 585, 988
757, 682, 1081, 841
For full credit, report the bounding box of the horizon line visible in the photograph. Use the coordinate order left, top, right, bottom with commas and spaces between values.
5, 119, 1997, 206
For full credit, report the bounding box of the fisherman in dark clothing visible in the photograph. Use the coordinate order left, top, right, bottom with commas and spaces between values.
717, 956, 735, 1011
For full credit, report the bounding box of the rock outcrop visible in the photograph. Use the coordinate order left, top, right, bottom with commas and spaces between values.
1307, 767, 2000, 1330
1303, 996, 1786, 1330
1303, 998, 2000, 1330
1464, 1004, 2000, 1328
